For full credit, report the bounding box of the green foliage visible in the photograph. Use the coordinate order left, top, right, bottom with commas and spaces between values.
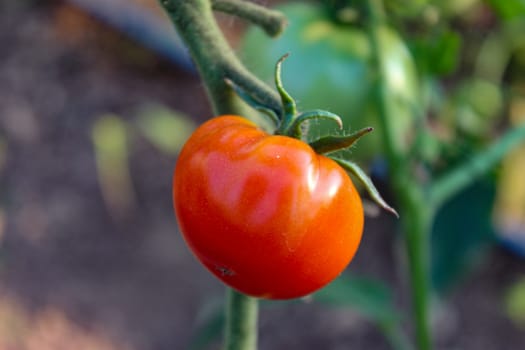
315, 275, 412, 350
159, 0, 525, 349
431, 180, 496, 293
410, 28, 461, 76
189, 298, 226, 350
315, 274, 399, 323
486, 0, 525, 20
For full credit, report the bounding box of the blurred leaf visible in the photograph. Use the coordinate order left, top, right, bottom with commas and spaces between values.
486, 0, 525, 20
315, 274, 399, 323
505, 277, 525, 328
386, 0, 430, 18
411, 28, 461, 76
431, 180, 496, 293
316, 275, 412, 350
188, 295, 236, 350
136, 104, 195, 155
92, 115, 136, 219
189, 303, 225, 350
446, 79, 503, 136
430, 0, 480, 17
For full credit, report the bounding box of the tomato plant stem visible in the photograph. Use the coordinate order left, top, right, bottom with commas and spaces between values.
224, 289, 258, 350
211, 0, 287, 37
429, 123, 525, 209
395, 184, 432, 350
159, 0, 281, 118
366, 1, 432, 349
158, 1, 278, 349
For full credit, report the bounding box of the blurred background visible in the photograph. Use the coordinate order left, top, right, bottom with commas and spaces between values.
0, 0, 524, 349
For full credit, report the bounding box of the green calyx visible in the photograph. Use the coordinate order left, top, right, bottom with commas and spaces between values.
310, 127, 374, 154
229, 54, 370, 148
334, 158, 399, 218
228, 54, 397, 217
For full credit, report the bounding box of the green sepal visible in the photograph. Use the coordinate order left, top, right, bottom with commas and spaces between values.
275, 53, 297, 118
281, 109, 343, 139
310, 127, 373, 154
333, 158, 399, 218
225, 78, 280, 127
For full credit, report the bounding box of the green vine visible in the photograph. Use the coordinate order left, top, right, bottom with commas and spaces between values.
211, 0, 287, 37
159, 1, 283, 349
159, 0, 282, 118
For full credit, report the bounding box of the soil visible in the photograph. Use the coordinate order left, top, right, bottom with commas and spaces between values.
0, 1, 524, 350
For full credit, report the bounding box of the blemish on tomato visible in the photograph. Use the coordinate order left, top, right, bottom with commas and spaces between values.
216, 266, 235, 276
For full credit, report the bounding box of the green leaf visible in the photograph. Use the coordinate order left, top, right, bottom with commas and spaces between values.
189, 298, 225, 350
486, 0, 525, 20
411, 28, 461, 76
315, 274, 398, 322
431, 180, 496, 293
315, 275, 413, 350
135, 104, 196, 155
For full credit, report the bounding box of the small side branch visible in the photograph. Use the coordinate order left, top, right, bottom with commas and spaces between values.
212, 0, 287, 37
159, 0, 281, 116
430, 123, 525, 209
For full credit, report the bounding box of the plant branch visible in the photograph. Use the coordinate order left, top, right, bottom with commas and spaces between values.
365, 1, 432, 349
158, 1, 266, 349
211, 0, 287, 37
429, 123, 525, 209
224, 289, 258, 350
159, 0, 281, 117
397, 184, 432, 350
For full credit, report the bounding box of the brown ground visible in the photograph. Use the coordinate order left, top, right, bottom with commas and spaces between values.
0, 1, 524, 349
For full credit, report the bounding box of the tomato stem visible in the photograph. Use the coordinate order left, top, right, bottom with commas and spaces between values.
225, 78, 280, 128
211, 0, 287, 37
274, 54, 298, 132
224, 289, 258, 350
159, 0, 281, 118
366, 0, 432, 349
159, 1, 275, 349
282, 109, 343, 139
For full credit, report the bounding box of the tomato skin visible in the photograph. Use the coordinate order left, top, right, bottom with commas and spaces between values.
173, 116, 364, 299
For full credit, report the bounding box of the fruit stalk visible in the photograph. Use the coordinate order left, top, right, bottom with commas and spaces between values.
224, 289, 258, 350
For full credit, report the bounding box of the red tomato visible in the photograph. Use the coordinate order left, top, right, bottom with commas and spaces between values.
173, 116, 364, 299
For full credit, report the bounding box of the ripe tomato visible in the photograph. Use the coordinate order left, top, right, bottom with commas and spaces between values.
173, 115, 364, 299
